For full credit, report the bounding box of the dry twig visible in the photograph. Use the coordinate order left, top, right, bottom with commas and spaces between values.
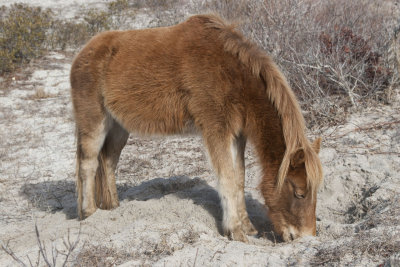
329, 120, 400, 140
1, 222, 81, 267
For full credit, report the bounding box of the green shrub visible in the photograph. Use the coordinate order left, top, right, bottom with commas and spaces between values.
48, 20, 91, 50
83, 8, 111, 36
108, 0, 130, 15
0, 3, 118, 70
131, 0, 179, 9
0, 4, 53, 74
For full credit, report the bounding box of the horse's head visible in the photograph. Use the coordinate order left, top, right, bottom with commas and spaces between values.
264, 138, 322, 242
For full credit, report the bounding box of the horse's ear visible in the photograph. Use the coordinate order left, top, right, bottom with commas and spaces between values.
290, 148, 305, 168
312, 137, 322, 154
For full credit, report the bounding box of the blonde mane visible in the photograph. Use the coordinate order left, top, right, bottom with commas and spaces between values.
203, 15, 323, 193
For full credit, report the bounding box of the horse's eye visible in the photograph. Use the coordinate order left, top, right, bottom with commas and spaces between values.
288, 180, 306, 199
294, 191, 305, 199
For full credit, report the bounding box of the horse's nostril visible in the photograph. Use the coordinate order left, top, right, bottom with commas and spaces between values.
290, 233, 294, 241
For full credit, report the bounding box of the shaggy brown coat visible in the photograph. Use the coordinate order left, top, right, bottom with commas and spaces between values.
70, 14, 323, 242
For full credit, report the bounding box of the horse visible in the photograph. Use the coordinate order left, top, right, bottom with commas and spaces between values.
70, 14, 323, 243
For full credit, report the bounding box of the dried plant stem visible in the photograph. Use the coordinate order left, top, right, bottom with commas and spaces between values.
330, 120, 400, 140
1, 223, 81, 267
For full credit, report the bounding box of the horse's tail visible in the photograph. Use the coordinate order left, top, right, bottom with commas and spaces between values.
95, 145, 113, 209
75, 131, 83, 218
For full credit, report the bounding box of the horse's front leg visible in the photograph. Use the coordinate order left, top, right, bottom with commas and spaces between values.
204, 132, 254, 242
234, 135, 258, 236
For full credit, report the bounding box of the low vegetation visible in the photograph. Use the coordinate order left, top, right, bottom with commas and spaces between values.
0, 1, 133, 75
1, 0, 398, 127
0, 4, 53, 74
203, 0, 400, 127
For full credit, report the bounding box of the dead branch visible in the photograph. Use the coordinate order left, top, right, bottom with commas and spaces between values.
1, 223, 81, 267
35, 223, 52, 267
329, 120, 400, 140
1, 241, 27, 267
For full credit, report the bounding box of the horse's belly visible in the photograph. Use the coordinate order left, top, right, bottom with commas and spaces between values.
104, 88, 195, 136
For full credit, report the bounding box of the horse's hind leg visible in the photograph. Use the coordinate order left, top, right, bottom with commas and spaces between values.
96, 119, 129, 209
203, 131, 254, 242
76, 117, 109, 219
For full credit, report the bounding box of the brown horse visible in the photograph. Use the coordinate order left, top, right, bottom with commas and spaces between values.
70, 14, 323, 242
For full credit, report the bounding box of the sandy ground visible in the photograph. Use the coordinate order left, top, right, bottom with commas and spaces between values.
1, 1, 400, 266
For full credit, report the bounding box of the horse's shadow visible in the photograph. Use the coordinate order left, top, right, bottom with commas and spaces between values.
20, 176, 275, 241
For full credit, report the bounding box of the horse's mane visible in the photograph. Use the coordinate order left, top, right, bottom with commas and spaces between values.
197, 14, 323, 194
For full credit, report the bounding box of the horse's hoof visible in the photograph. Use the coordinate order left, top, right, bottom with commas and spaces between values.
98, 200, 119, 210
242, 222, 258, 236
230, 228, 249, 243
239, 216, 258, 236
80, 206, 97, 220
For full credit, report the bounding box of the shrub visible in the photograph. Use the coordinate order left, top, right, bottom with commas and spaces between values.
318, 26, 391, 101
107, 0, 136, 29
131, 0, 180, 9
50, 1, 128, 50
83, 8, 112, 36
0, 4, 53, 74
108, 0, 130, 15
48, 20, 91, 50
201, 0, 399, 127
0, 2, 119, 65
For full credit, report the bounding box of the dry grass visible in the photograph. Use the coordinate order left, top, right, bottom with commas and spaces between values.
312, 233, 400, 266
74, 245, 130, 267
74, 229, 200, 266
26, 88, 54, 100
311, 228, 400, 266
312, 194, 400, 266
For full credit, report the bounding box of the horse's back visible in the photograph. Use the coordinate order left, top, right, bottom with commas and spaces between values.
71, 15, 247, 136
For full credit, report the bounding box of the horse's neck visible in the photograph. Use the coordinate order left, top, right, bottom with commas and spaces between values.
246, 95, 286, 180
